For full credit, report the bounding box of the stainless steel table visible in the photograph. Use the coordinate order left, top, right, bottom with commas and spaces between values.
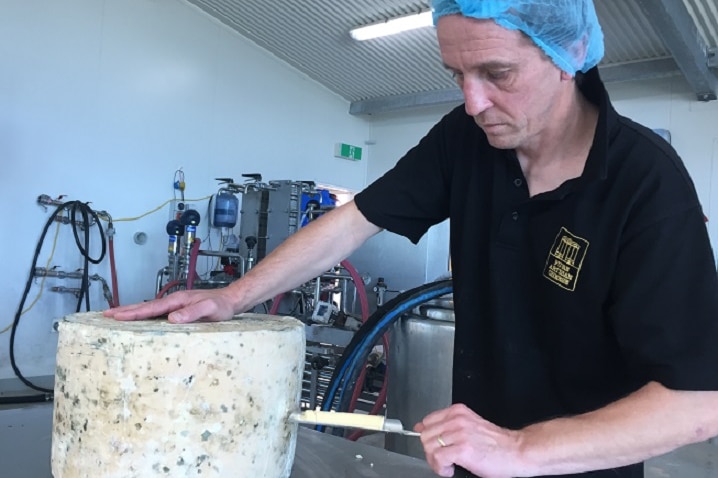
292, 427, 436, 478
1, 402, 436, 477
3, 402, 716, 477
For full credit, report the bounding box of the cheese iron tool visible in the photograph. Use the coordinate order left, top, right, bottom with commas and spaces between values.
289, 409, 421, 437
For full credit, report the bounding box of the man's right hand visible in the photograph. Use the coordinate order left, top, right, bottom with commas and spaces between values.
103, 288, 238, 324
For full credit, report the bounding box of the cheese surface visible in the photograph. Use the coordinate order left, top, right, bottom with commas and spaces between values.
52, 312, 305, 478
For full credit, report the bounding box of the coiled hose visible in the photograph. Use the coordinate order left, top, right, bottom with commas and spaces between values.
10, 201, 106, 394
317, 278, 453, 433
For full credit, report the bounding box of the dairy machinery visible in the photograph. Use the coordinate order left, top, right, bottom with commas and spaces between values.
152, 174, 392, 416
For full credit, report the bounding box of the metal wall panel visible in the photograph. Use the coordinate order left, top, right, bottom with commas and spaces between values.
183, 0, 718, 108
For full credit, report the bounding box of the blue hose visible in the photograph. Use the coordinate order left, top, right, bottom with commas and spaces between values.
317, 279, 453, 432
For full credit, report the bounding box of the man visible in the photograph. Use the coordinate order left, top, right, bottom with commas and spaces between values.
106, 1, 718, 477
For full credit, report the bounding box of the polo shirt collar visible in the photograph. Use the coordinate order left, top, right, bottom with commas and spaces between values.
523, 67, 616, 201
575, 67, 616, 184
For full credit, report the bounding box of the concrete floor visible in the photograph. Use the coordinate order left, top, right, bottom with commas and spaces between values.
2, 402, 716, 477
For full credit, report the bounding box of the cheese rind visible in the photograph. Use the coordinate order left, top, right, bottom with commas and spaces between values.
52, 312, 305, 478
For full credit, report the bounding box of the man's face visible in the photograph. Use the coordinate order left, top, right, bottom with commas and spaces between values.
437, 15, 566, 150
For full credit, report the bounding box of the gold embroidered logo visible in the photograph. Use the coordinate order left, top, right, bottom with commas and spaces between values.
543, 227, 589, 291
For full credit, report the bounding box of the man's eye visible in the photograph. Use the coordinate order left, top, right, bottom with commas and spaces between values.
487, 70, 509, 81
451, 71, 464, 82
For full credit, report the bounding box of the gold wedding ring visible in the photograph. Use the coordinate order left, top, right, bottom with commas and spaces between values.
437, 435, 447, 447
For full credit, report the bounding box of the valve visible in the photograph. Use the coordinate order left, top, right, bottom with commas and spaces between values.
180, 209, 201, 244
166, 219, 184, 255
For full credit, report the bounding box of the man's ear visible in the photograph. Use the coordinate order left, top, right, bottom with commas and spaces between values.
566, 33, 589, 76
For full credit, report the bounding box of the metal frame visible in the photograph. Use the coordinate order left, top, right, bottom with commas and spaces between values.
634, 0, 718, 101
349, 59, 685, 115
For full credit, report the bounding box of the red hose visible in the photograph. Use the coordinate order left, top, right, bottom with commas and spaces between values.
108, 235, 120, 307
268, 259, 389, 439
340, 260, 369, 321
339, 259, 391, 440
269, 293, 285, 315
346, 334, 390, 441
186, 238, 201, 290
155, 279, 184, 299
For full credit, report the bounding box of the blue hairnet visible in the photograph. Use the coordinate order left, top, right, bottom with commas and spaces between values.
432, 0, 604, 75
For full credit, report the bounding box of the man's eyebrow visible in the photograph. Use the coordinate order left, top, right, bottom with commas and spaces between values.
442, 60, 516, 71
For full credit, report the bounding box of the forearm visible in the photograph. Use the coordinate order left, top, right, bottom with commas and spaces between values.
223, 200, 381, 312
517, 381, 718, 476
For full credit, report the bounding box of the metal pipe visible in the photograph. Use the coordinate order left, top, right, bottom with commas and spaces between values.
313, 276, 321, 304
156, 267, 167, 296
37, 268, 115, 307
89, 273, 114, 307
50, 286, 82, 297
192, 279, 233, 288
34, 267, 83, 280
318, 273, 353, 281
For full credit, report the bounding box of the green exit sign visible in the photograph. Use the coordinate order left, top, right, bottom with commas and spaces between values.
334, 143, 363, 161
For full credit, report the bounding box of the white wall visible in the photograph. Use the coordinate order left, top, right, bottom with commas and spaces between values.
606, 76, 718, 253
348, 104, 458, 300
0, 0, 371, 382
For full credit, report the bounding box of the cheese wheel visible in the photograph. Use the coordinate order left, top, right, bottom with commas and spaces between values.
51, 312, 305, 478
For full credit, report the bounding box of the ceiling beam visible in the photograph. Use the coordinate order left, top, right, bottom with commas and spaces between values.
634, 0, 717, 102
599, 57, 681, 83
709, 47, 718, 69
349, 89, 463, 116
349, 58, 683, 115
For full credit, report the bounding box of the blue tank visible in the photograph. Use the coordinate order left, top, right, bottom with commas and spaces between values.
213, 191, 239, 228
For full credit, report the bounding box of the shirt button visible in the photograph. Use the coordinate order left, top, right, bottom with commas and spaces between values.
513, 178, 523, 187
512, 211, 519, 221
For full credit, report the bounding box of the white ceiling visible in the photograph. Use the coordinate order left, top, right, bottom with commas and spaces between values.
185, 0, 718, 114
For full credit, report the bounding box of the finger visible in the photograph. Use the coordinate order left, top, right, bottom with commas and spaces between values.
108, 296, 185, 321
424, 440, 456, 478
102, 301, 149, 315
433, 442, 464, 477
167, 300, 225, 324
420, 430, 449, 460
167, 308, 199, 324
421, 406, 454, 427
437, 464, 455, 478
435, 430, 454, 450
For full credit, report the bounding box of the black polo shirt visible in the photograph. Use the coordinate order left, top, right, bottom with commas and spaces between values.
354, 67, 718, 478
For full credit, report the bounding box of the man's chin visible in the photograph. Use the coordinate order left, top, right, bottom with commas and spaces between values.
477, 123, 517, 149
485, 134, 518, 150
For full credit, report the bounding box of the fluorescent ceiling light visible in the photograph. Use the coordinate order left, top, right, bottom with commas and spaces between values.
350, 10, 433, 41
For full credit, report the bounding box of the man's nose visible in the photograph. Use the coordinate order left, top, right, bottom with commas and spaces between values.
462, 79, 493, 117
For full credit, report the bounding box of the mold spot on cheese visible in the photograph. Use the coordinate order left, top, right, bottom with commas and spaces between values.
52, 312, 305, 478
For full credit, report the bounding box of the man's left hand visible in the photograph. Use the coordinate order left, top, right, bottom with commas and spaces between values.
415, 403, 527, 478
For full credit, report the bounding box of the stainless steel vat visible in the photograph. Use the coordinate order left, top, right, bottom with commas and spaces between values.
385, 301, 455, 459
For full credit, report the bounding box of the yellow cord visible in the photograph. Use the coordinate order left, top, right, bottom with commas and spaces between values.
111, 196, 212, 222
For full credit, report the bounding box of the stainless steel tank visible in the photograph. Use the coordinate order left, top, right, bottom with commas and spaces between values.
385, 299, 455, 459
